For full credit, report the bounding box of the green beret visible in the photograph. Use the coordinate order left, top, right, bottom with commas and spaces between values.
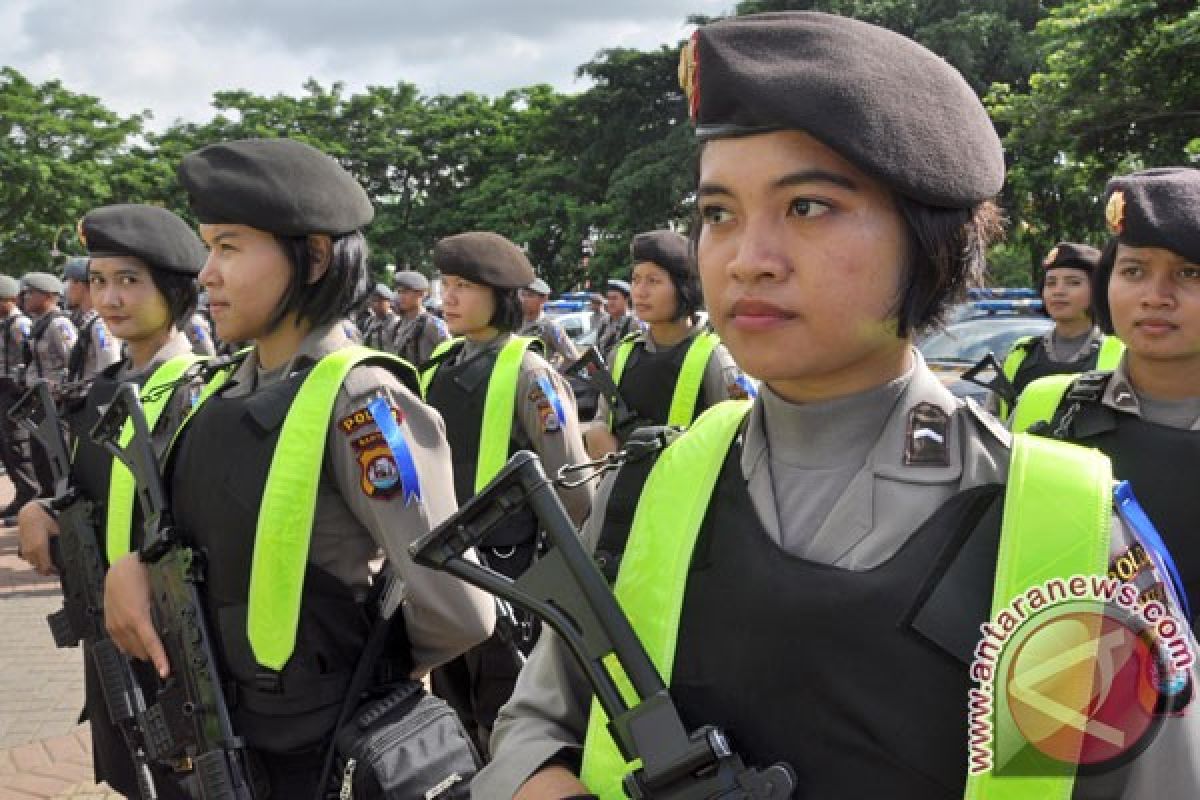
434, 232, 535, 290
682, 12, 1005, 207
0, 275, 20, 299
1042, 242, 1101, 274
1104, 168, 1200, 266
631, 231, 691, 277
526, 278, 552, 296
61, 257, 90, 282
178, 138, 374, 236
393, 271, 430, 291
370, 283, 394, 301
23, 272, 63, 295
81, 204, 208, 275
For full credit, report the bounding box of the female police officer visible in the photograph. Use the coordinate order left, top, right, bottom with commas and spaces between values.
583, 229, 746, 458
1013, 168, 1200, 625
996, 242, 1123, 418
421, 230, 593, 754
102, 138, 493, 793
477, 12, 1200, 799
17, 203, 211, 797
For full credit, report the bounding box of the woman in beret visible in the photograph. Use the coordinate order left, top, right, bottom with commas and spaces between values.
421, 230, 593, 755
102, 138, 494, 794
995, 241, 1123, 418
1013, 167, 1200, 626
478, 13, 1200, 800
17, 203, 213, 798
583, 229, 749, 458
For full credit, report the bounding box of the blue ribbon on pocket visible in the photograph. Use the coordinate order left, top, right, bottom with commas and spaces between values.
735, 373, 759, 399
536, 374, 567, 428
1114, 480, 1190, 623
97, 322, 108, 350
367, 395, 421, 506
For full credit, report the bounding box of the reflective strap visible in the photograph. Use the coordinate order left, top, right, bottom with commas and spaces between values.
474, 336, 534, 491
964, 433, 1111, 799
666, 331, 720, 428
1009, 373, 1075, 434
606, 338, 637, 432
579, 400, 751, 798
104, 354, 205, 564
999, 336, 1034, 420
418, 336, 460, 396
248, 345, 413, 670
1096, 336, 1125, 371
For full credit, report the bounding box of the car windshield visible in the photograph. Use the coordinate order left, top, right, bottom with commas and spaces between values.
919, 318, 1053, 364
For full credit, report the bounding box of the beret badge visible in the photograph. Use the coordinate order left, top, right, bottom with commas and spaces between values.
76, 217, 88, 248
678, 32, 700, 121
1042, 246, 1059, 267
1106, 190, 1126, 235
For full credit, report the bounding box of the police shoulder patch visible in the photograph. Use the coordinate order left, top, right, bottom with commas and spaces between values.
352, 431, 403, 499
528, 382, 561, 433
339, 401, 403, 436
905, 401, 950, 467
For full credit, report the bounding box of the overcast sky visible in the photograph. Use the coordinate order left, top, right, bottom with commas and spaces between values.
2, 0, 728, 129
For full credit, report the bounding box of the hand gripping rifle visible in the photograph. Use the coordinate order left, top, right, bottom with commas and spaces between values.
565, 347, 639, 435
8, 380, 159, 799
91, 383, 258, 800
411, 450, 796, 799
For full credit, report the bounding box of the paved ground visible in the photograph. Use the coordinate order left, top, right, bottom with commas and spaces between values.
0, 475, 122, 799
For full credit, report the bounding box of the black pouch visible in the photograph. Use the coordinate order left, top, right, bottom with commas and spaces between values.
331, 680, 480, 800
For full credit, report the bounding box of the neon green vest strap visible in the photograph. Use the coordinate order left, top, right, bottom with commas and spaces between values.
580, 399, 751, 798
1095, 335, 1124, 371
419, 336, 461, 396
608, 331, 721, 431
475, 336, 535, 491
105, 354, 205, 564
607, 336, 638, 432
1009, 373, 1076, 434
998, 336, 1035, 420
963, 433, 1111, 799
249, 345, 414, 670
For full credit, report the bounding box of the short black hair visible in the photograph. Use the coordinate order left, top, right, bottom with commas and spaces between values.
146, 269, 199, 329
1091, 239, 1120, 334
269, 231, 370, 332
489, 287, 525, 333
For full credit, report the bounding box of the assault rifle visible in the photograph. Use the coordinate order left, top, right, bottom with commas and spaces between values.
8, 380, 159, 799
92, 383, 258, 800
411, 450, 796, 799
565, 347, 639, 435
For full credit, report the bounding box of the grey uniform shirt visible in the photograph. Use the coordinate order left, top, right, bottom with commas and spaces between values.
212, 323, 494, 672
594, 312, 642, 361
26, 309, 77, 389
71, 310, 122, 382
391, 311, 450, 366
590, 327, 750, 429
0, 308, 30, 380
478, 349, 1200, 799
1044, 325, 1105, 363
1102, 355, 1200, 431
441, 333, 594, 526
520, 314, 580, 370
363, 311, 398, 352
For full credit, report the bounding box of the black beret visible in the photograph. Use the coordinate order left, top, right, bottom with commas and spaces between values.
393, 271, 430, 291
1042, 242, 1101, 274
527, 278, 552, 296
178, 138, 373, 236
433, 232, 535, 290
1104, 168, 1200, 266
61, 257, 89, 282
682, 12, 1005, 207
606, 279, 631, 297
81, 204, 207, 275
631, 231, 691, 277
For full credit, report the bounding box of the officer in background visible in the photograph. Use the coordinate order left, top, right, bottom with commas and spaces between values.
362, 282, 398, 351
0, 275, 36, 516
62, 257, 122, 383
519, 278, 579, 370
21, 272, 78, 392
995, 242, 1123, 418
391, 269, 449, 365
584, 230, 747, 458
593, 278, 641, 358
586, 292, 606, 331
422, 231, 593, 754
1013, 167, 1200, 625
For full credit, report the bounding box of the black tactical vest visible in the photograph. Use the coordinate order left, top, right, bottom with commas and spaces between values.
1012, 336, 1102, 397
614, 333, 709, 439
25, 309, 67, 376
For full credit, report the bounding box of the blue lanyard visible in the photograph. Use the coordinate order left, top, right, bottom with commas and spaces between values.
367, 395, 421, 506
1114, 480, 1190, 623
536, 374, 567, 427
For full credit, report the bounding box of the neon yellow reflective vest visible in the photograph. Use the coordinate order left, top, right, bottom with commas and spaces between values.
579, 400, 1112, 800
608, 330, 720, 432
421, 335, 535, 491
999, 334, 1123, 419
1008, 373, 1079, 435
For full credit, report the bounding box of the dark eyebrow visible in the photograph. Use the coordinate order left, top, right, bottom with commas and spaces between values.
698, 169, 858, 198
211, 231, 240, 245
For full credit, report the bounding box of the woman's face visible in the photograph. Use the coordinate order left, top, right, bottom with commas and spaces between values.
631, 261, 679, 325
1042, 267, 1093, 326
89, 256, 173, 343
441, 276, 497, 338
1108, 244, 1200, 365
696, 130, 910, 401
198, 224, 293, 343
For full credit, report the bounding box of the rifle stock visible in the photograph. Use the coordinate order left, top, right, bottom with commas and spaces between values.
566, 347, 639, 434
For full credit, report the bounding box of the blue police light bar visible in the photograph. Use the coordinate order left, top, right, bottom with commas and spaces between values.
967, 287, 1038, 300
973, 299, 1045, 313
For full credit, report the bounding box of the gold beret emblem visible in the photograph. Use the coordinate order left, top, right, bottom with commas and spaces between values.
1042, 246, 1059, 267
678, 32, 700, 121
1106, 190, 1126, 235
76, 217, 87, 247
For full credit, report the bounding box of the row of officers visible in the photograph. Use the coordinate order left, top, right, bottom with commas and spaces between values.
10, 10, 1200, 799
